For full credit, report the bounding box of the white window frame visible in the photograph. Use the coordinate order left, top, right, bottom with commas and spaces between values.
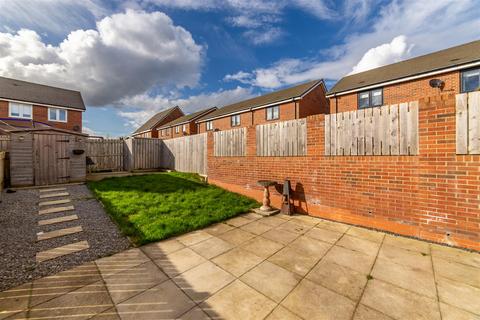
175, 126, 180, 133
266, 106, 279, 120
206, 121, 213, 131
48, 107, 68, 123
182, 124, 187, 132
231, 114, 241, 127
461, 68, 480, 93
9, 102, 32, 119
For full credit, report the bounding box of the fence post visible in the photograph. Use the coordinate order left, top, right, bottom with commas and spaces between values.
124, 138, 134, 172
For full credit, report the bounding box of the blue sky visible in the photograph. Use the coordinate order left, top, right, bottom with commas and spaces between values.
0, 0, 479, 136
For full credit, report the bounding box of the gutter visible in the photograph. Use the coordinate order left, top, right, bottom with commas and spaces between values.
326, 60, 480, 98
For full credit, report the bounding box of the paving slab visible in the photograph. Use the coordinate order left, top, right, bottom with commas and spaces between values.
277, 220, 312, 235
38, 199, 72, 207
378, 243, 432, 272
154, 247, 206, 278
315, 219, 350, 233
266, 305, 302, 320
38, 214, 79, 226
39, 205, 75, 215
437, 276, 480, 315
346, 226, 385, 243
178, 307, 211, 320
306, 259, 368, 301
203, 222, 234, 236
240, 261, 301, 302
361, 279, 441, 320
268, 246, 320, 276
282, 279, 356, 320
39, 192, 70, 199
0, 283, 31, 320
190, 236, 234, 259
323, 245, 375, 274
176, 230, 212, 246
440, 302, 480, 320
225, 216, 251, 227
173, 261, 235, 302
37, 226, 83, 241
383, 234, 430, 253
39, 187, 67, 193
140, 239, 185, 259
212, 247, 263, 277
240, 220, 274, 235
262, 228, 299, 245
217, 228, 255, 246
433, 256, 480, 288
36, 240, 90, 263
430, 244, 480, 268
288, 235, 332, 257
241, 236, 284, 259
116, 280, 195, 320
201, 280, 276, 320
336, 234, 381, 256
27, 281, 113, 320
95, 248, 150, 278
371, 257, 437, 298
304, 226, 344, 244
353, 304, 393, 320
103, 261, 168, 304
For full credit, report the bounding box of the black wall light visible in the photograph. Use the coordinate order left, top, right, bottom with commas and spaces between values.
429, 79, 445, 89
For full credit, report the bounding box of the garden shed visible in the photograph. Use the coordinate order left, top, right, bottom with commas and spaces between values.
8, 128, 87, 186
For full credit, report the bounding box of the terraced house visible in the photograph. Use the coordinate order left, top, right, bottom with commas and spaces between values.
0, 76, 85, 132
158, 107, 217, 139
196, 80, 329, 133
327, 40, 480, 112
132, 106, 183, 138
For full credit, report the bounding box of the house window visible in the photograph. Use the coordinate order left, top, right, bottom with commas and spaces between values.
358, 88, 383, 109
461, 68, 480, 93
175, 126, 180, 133
266, 106, 279, 120
182, 124, 187, 132
231, 114, 241, 127
206, 121, 213, 131
48, 108, 67, 122
9, 102, 32, 119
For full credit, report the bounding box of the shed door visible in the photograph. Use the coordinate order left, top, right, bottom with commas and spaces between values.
34, 133, 71, 185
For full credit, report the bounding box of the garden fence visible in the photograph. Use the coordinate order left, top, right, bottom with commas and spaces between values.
213, 128, 246, 157
256, 118, 307, 156
456, 91, 480, 154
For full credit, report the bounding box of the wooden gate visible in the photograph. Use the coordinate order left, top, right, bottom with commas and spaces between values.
34, 133, 71, 185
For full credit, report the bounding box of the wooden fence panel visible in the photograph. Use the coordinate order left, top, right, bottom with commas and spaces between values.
214, 128, 246, 157
161, 134, 207, 175
86, 138, 124, 172
324, 101, 419, 156
132, 138, 163, 170
256, 119, 307, 156
0, 135, 10, 151
457, 92, 480, 154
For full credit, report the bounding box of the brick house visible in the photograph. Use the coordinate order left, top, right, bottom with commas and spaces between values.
327, 40, 480, 112
196, 80, 328, 133
132, 106, 183, 138
158, 107, 217, 139
0, 76, 85, 132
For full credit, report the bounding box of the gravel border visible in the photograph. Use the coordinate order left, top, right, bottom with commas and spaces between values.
0, 184, 131, 291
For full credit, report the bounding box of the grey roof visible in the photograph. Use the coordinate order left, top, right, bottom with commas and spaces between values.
158, 107, 217, 129
197, 79, 324, 122
0, 76, 85, 110
133, 106, 182, 134
329, 40, 480, 95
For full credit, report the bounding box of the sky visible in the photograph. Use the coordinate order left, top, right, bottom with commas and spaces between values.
0, 0, 479, 137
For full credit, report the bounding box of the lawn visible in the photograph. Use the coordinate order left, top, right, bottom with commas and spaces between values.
87, 172, 259, 245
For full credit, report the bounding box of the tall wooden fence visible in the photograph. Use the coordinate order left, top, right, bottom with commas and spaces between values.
130, 138, 163, 170
324, 102, 419, 156
0, 135, 10, 151
456, 91, 480, 154
86, 139, 124, 172
162, 133, 207, 175
214, 128, 246, 157
256, 119, 307, 156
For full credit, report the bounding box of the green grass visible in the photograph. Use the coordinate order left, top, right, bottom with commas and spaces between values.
87, 172, 259, 245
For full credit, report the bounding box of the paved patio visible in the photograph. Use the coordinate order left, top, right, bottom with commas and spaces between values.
1, 213, 479, 320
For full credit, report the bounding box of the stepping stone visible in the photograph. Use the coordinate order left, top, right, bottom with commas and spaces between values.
39, 192, 69, 199
37, 226, 83, 241
38, 214, 79, 226
39, 199, 71, 207
39, 205, 74, 215
36, 241, 89, 263
39, 187, 67, 193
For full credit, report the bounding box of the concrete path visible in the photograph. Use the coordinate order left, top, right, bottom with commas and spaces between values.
1, 213, 479, 320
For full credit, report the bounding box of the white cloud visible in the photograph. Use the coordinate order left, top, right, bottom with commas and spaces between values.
350, 35, 412, 74
118, 86, 255, 129
0, 9, 203, 106
243, 28, 284, 45
224, 0, 480, 88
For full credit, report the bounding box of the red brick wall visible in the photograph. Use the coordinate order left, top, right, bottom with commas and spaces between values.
198, 112, 253, 133
330, 71, 460, 113
299, 84, 329, 117
206, 93, 480, 251
0, 100, 83, 131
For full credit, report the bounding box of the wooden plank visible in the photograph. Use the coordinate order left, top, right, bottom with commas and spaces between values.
468, 91, 480, 154
380, 105, 390, 155
373, 107, 381, 155
357, 109, 365, 155
390, 104, 399, 155
408, 101, 419, 155
399, 103, 409, 155
331, 114, 337, 156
